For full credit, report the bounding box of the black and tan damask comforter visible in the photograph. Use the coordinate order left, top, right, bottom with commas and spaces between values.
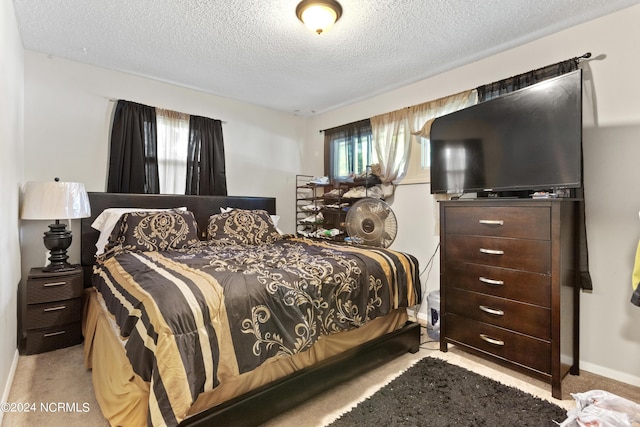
93, 237, 420, 426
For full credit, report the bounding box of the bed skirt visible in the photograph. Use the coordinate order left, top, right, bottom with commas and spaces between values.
82, 287, 409, 426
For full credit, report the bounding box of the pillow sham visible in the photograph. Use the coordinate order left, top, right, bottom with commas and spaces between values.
92, 207, 186, 255
219, 207, 283, 235
207, 209, 283, 245
102, 210, 200, 256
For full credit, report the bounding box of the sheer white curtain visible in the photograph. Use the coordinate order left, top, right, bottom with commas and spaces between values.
370, 109, 410, 186
156, 108, 190, 194
408, 90, 477, 233
370, 90, 476, 190
410, 90, 477, 168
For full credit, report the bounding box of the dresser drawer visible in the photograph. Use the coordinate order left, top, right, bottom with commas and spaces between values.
444, 206, 550, 240
24, 322, 83, 355
445, 262, 550, 307
26, 298, 82, 329
446, 314, 551, 374
445, 288, 550, 340
445, 234, 550, 273
27, 270, 83, 304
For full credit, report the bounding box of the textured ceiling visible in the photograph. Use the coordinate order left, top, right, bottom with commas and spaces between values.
12, 0, 640, 115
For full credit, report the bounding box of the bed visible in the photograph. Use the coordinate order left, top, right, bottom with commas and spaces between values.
80, 192, 421, 427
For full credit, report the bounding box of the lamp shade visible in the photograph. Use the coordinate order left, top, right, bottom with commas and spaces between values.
21, 181, 91, 220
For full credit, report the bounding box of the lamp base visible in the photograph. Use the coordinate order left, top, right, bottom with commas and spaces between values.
42, 221, 74, 272
42, 262, 77, 273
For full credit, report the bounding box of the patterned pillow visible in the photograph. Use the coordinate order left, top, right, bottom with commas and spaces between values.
207, 209, 283, 245
102, 210, 200, 257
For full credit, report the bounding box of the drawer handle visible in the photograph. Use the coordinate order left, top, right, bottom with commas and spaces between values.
479, 248, 504, 255
479, 305, 504, 316
480, 334, 505, 346
43, 330, 66, 338
43, 281, 66, 287
479, 277, 504, 286
479, 219, 504, 226
43, 305, 66, 312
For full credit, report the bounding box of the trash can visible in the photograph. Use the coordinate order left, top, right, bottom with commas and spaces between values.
426, 290, 440, 341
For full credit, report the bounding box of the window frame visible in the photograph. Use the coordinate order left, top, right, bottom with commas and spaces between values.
324, 119, 375, 181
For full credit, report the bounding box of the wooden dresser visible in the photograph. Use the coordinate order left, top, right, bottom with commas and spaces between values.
439, 199, 580, 399
25, 267, 84, 354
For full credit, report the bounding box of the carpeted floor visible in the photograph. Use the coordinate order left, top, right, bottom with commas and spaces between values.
3, 333, 639, 426
328, 357, 566, 426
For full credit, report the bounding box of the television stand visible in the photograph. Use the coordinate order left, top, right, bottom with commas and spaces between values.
476, 188, 579, 199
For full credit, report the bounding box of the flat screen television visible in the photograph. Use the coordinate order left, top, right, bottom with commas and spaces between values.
429, 69, 582, 196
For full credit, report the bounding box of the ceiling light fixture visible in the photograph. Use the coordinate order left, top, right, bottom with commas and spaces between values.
296, 0, 342, 35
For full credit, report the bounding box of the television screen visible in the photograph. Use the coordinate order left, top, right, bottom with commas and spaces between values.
430, 69, 582, 195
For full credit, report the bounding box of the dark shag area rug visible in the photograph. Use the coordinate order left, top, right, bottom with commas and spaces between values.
329, 357, 567, 427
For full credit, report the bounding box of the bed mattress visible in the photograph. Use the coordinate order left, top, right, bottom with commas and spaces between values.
84, 289, 410, 426
87, 237, 419, 425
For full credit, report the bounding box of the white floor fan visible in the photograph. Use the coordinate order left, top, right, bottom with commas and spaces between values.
345, 198, 398, 248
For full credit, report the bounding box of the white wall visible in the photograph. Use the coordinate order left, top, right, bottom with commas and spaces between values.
0, 0, 24, 420
309, 5, 640, 386
20, 52, 307, 279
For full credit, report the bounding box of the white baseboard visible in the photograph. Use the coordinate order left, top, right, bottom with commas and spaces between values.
406, 307, 429, 326
404, 308, 640, 389
416, 312, 429, 326
0, 349, 20, 426
579, 360, 640, 388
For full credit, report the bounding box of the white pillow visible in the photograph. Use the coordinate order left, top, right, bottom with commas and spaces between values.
220, 207, 283, 235
270, 215, 283, 235
92, 207, 186, 255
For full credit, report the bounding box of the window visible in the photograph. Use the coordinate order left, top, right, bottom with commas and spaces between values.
156, 109, 190, 194
402, 90, 477, 185
323, 91, 475, 187
324, 119, 376, 180
108, 100, 227, 195
396, 134, 430, 185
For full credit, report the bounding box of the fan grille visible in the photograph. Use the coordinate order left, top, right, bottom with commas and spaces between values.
345, 198, 397, 247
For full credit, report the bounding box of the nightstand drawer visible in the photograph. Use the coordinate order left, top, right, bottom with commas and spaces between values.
26, 298, 82, 329
445, 262, 551, 307
24, 266, 84, 355
27, 270, 83, 304
446, 314, 551, 375
445, 234, 551, 273
444, 206, 550, 239
446, 288, 551, 340
25, 322, 82, 355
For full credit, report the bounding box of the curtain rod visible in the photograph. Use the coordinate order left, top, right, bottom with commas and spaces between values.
106, 98, 227, 124
319, 118, 371, 134
317, 52, 593, 134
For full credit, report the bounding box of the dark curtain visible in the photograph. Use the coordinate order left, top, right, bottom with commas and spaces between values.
477, 58, 592, 291
476, 58, 578, 102
107, 100, 159, 193
323, 119, 372, 181
186, 115, 227, 196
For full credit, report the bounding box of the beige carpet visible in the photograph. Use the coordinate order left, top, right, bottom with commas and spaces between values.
3, 333, 639, 427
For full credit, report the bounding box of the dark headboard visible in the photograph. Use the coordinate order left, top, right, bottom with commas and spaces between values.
80, 192, 276, 286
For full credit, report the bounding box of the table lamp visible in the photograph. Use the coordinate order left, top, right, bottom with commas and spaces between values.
21, 178, 91, 272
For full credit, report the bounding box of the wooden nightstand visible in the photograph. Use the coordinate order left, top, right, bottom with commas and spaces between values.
25, 267, 84, 354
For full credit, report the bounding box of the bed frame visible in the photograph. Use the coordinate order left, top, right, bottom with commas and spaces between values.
80, 192, 421, 426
